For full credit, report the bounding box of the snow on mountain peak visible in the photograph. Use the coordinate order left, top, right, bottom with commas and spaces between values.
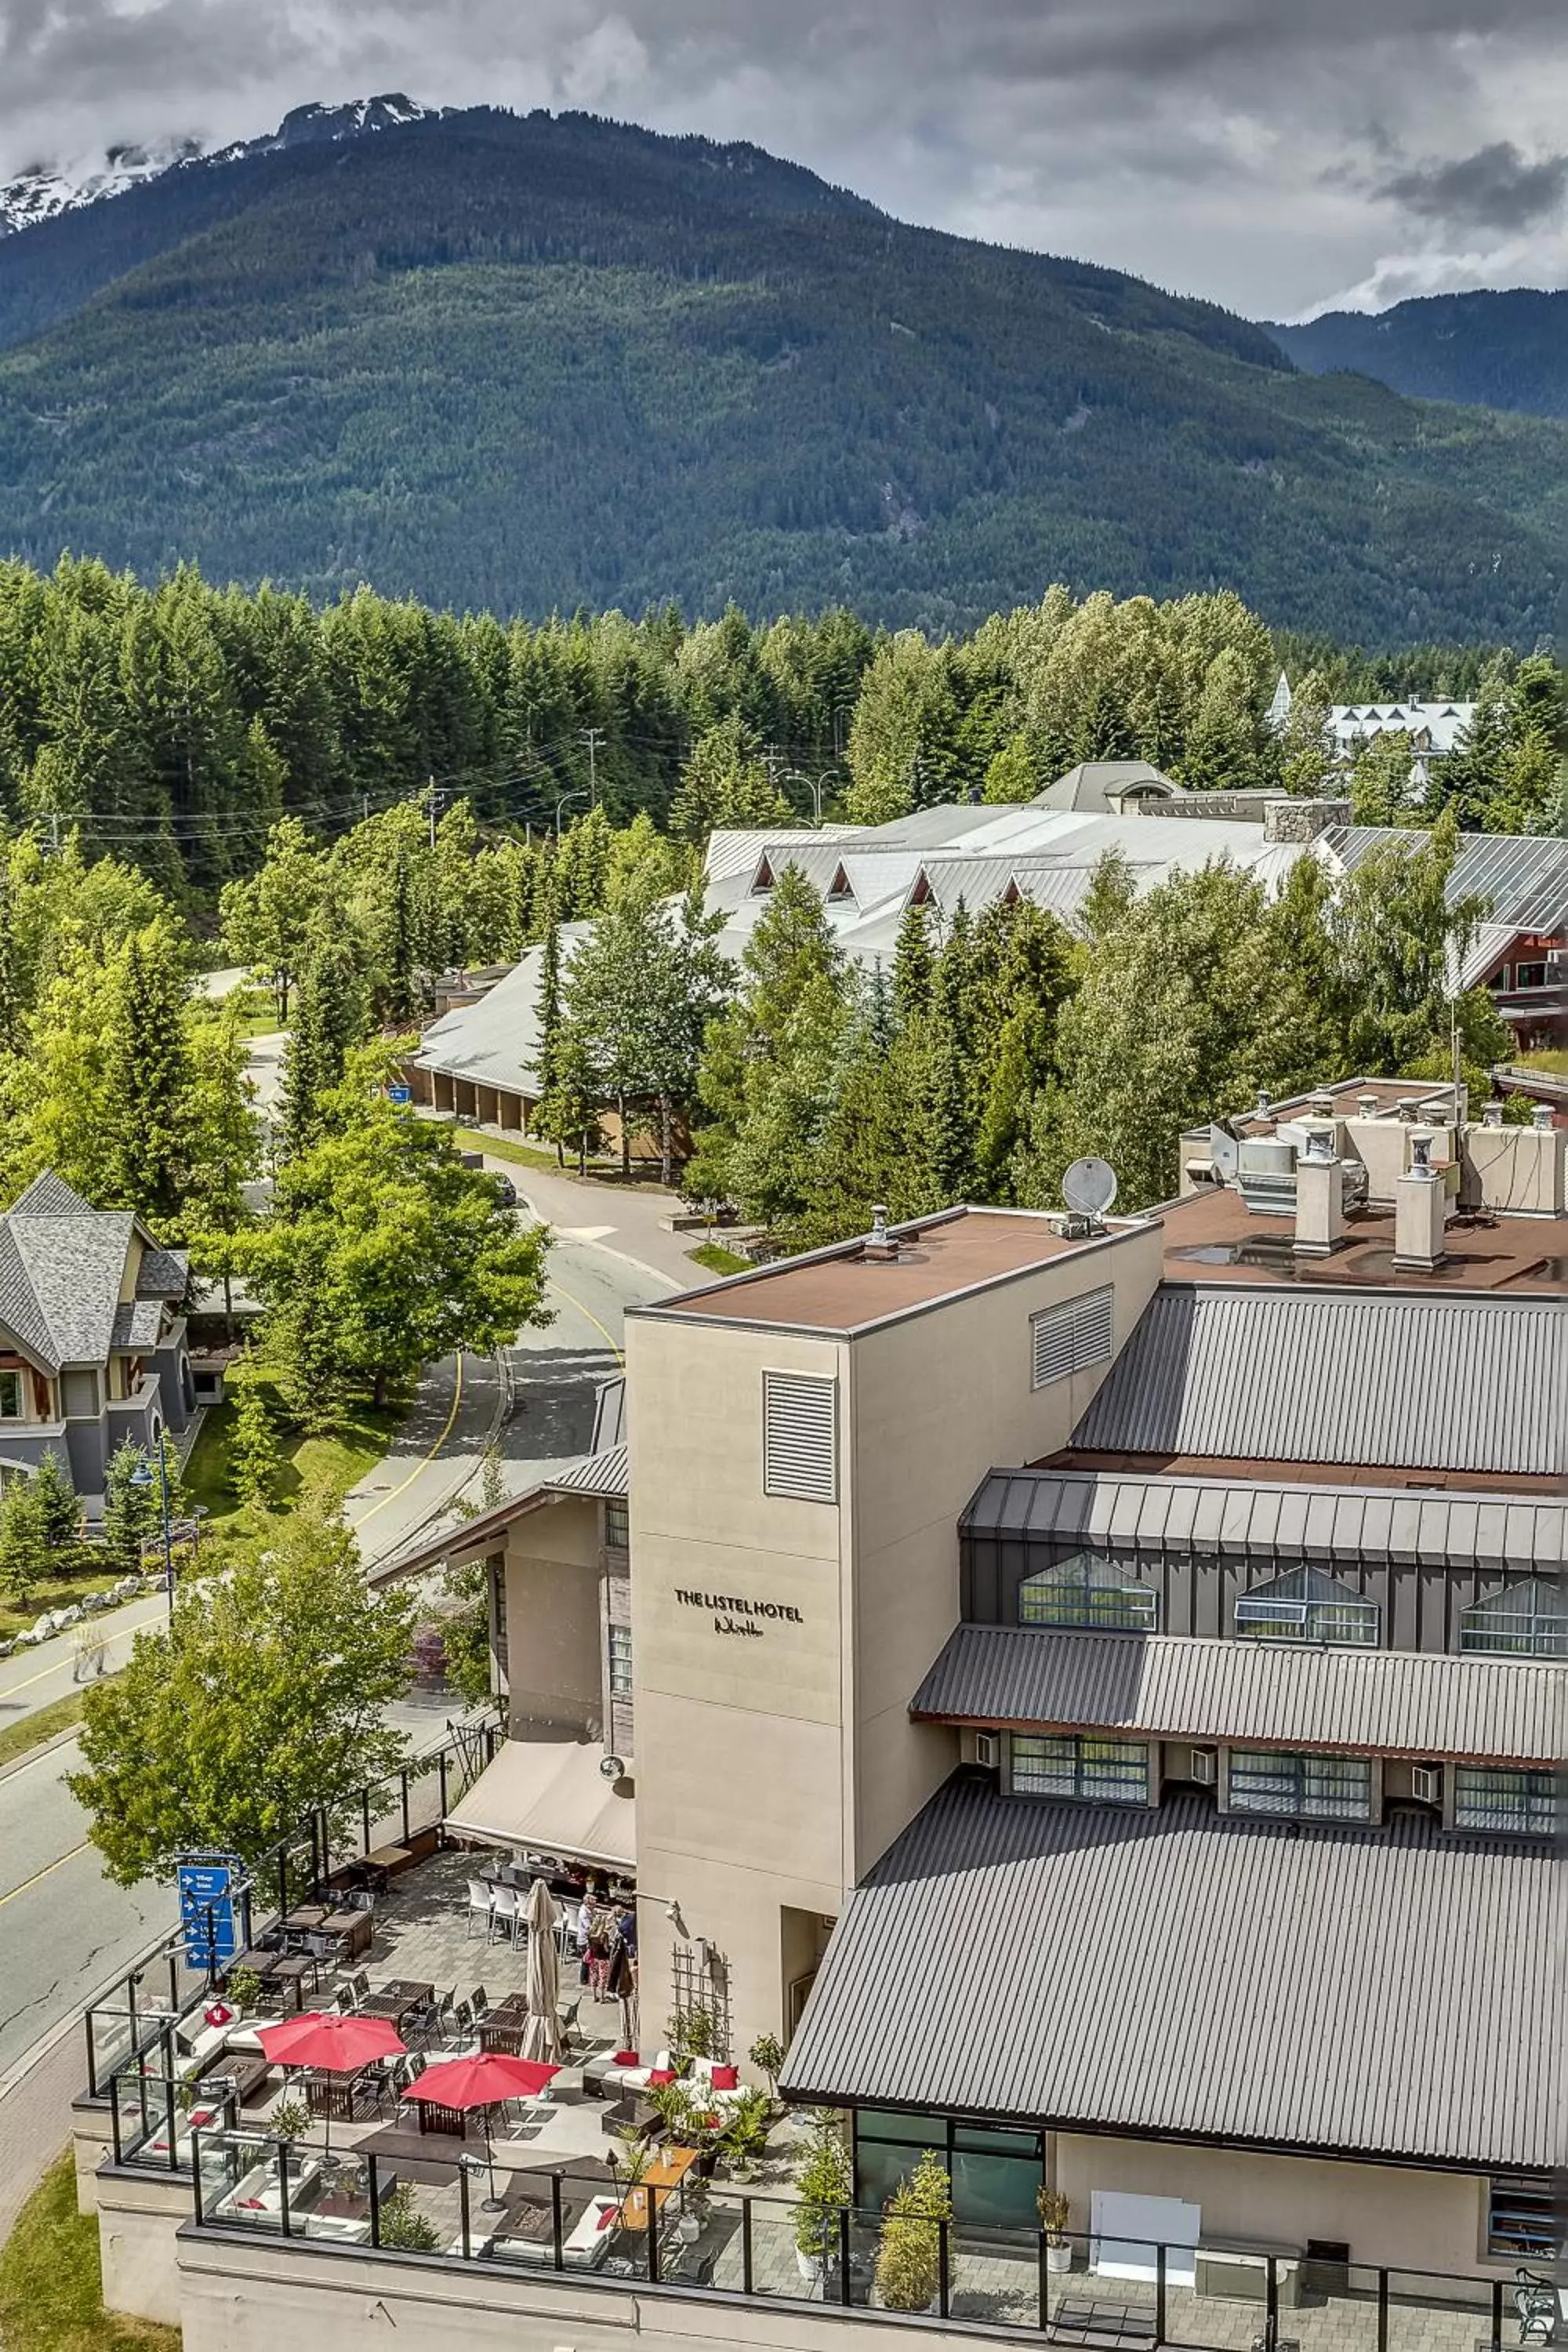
0, 96, 437, 238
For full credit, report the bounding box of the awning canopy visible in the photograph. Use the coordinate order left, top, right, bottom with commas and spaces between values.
443, 1737, 636, 1872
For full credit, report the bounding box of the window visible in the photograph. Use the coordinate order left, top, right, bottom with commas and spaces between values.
1488, 2176, 1559, 2261
608, 1623, 633, 1699
1011, 1733, 1149, 1805
763, 1371, 837, 1503
604, 1499, 630, 1552
1031, 1286, 1114, 1389
0, 1370, 21, 1420
1018, 1551, 1157, 1632
1234, 1566, 1378, 1648
1227, 1750, 1372, 1822
1513, 962, 1547, 991
1461, 1580, 1567, 1659
1454, 1768, 1556, 1837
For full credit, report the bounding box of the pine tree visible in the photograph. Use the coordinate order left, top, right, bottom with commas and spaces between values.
228, 1369, 281, 1508
0, 1473, 51, 1607
102, 916, 192, 1224
891, 904, 935, 1022
101, 1438, 158, 1578
982, 730, 1040, 804
1278, 668, 1337, 799
281, 920, 368, 1163
30, 1447, 82, 1550
535, 902, 564, 1165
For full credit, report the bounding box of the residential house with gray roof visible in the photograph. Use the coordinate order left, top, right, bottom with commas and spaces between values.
0, 1171, 194, 1509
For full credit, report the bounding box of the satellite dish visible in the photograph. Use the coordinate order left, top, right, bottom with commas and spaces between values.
1208, 1123, 1240, 1181
1062, 1156, 1120, 1220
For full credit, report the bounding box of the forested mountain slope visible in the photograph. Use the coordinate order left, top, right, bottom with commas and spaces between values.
1265, 290, 1568, 422
0, 107, 1561, 641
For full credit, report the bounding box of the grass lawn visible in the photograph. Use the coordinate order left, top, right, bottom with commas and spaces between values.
688, 1241, 751, 1276
0, 2153, 177, 2352
449, 1126, 674, 1192
183, 1392, 404, 1556
0, 1565, 123, 1645
0, 1691, 88, 1773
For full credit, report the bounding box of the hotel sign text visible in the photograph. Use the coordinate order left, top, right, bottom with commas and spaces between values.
674, 1588, 804, 1640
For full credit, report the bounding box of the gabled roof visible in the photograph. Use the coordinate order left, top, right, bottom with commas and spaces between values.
1033, 760, 1185, 813
0, 1176, 143, 1370
1073, 1287, 1568, 1479
111, 1300, 165, 1352
912, 1624, 1565, 1766
135, 1247, 190, 1301
0, 1225, 58, 1373
780, 1777, 1559, 2169
7, 1170, 97, 1218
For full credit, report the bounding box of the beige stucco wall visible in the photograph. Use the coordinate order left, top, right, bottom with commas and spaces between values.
502, 1494, 604, 1736
96, 2167, 192, 2327
1054, 2134, 1496, 2281
847, 1222, 1164, 1875
176, 2230, 1015, 2352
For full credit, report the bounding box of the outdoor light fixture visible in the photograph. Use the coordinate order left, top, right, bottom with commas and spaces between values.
600, 1755, 626, 1781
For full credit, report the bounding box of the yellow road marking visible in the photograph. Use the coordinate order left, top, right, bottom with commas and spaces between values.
0, 1840, 92, 1909
350, 1352, 465, 1530
551, 1277, 625, 1369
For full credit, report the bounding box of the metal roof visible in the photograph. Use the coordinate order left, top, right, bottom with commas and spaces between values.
1073, 1287, 1568, 1477
912, 1624, 1564, 1765
1322, 826, 1568, 935
960, 1468, 1568, 1570
779, 1779, 1560, 2169
546, 1444, 628, 1499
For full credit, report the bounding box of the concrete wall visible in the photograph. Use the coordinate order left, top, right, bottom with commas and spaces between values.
176, 2229, 1012, 2352
502, 1495, 604, 1736
95, 2165, 193, 2328
1054, 2132, 1496, 2281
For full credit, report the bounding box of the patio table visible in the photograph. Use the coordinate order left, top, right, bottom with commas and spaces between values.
265, 1956, 318, 2010
358, 1979, 434, 2029
302, 2066, 377, 2125
282, 1906, 332, 1932
615, 2144, 698, 2234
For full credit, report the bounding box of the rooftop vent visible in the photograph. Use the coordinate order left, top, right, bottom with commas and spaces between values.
862, 1204, 901, 1262
1356, 1094, 1380, 1120
1483, 1102, 1504, 1129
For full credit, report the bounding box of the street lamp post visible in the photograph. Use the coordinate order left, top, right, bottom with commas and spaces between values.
130, 1431, 176, 1624
554, 788, 591, 836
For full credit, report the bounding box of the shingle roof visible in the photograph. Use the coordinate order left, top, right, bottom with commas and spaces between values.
0, 1225, 57, 1372
6, 1170, 96, 1218
912, 1624, 1564, 1766
961, 1468, 1568, 1571
135, 1247, 189, 1300
111, 1300, 165, 1352
1073, 1287, 1567, 1478
1, 1200, 137, 1368
779, 1779, 1560, 2168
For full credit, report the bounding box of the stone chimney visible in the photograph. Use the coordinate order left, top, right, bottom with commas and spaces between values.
1392, 1133, 1446, 1272
1261, 796, 1353, 844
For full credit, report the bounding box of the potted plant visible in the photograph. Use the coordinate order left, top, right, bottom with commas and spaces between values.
875, 2150, 952, 2314
378, 2181, 442, 2252
748, 2033, 785, 2104
720, 2089, 771, 2183
226, 1965, 263, 2017
666, 2000, 720, 2066
793, 2108, 851, 2282
1037, 2186, 1073, 2274
270, 2095, 310, 2149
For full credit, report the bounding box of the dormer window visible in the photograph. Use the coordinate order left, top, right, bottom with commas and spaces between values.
1233, 1566, 1378, 1649
1461, 1580, 1567, 1660
0, 1370, 23, 1420
1018, 1551, 1157, 1632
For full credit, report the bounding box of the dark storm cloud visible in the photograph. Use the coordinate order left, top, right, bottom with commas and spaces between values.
1378, 142, 1568, 234
0, 0, 1564, 315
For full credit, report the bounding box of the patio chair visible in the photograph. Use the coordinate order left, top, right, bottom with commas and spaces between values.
448, 1999, 474, 2045
465, 1879, 493, 1940
1515, 2270, 1559, 2345
469, 1986, 489, 2020
350, 1970, 372, 2004
488, 1886, 521, 1945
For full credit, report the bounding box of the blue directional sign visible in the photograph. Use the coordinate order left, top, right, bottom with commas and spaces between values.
176, 1855, 242, 1971
387, 1083, 412, 1104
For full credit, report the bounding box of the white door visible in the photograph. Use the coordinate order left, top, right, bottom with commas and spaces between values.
1090, 2190, 1201, 2287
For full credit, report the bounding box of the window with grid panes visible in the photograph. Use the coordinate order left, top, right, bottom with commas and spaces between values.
1453, 1767, 1556, 1835
1233, 1566, 1378, 1647
608, 1624, 633, 1699
1018, 1551, 1157, 1632
1227, 1749, 1371, 1821
604, 1499, 630, 1552
1010, 1733, 1149, 1805
1461, 1580, 1567, 1659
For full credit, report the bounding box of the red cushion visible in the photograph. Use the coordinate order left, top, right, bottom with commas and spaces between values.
613, 2050, 640, 2067
648, 2067, 677, 2086
710, 2066, 739, 2090
597, 2205, 618, 2230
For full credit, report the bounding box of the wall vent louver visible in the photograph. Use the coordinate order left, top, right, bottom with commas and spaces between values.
762, 1370, 838, 1503
1032, 1286, 1115, 1390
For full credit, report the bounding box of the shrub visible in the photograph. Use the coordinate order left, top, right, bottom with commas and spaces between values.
875, 2150, 952, 2313
793, 2108, 851, 2263
377, 2182, 442, 2252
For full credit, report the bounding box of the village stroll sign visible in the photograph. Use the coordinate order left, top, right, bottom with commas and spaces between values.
674, 1587, 804, 1639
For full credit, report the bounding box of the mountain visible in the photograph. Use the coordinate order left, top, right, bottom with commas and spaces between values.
0, 104, 1561, 643
1264, 290, 1568, 421
0, 95, 435, 238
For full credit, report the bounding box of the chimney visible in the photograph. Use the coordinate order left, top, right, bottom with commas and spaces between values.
1356, 1094, 1380, 1120
1294, 1128, 1345, 1258
862, 1204, 901, 1262
1483, 1101, 1504, 1129
1393, 1132, 1446, 1272
1532, 1104, 1552, 1131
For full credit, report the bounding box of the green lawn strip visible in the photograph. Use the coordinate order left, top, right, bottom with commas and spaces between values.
1517, 1049, 1568, 1076
0, 1691, 88, 1773
448, 1126, 673, 1192
0, 2152, 178, 2352
182, 1392, 404, 1558
688, 1241, 751, 1276
0, 1567, 122, 1645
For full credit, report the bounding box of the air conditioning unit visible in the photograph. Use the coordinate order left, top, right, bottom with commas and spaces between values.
1411, 1764, 1441, 1806
1189, 1747, 1218, 1787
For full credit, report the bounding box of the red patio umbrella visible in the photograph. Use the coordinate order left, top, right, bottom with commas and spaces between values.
401, 2053, 561, 2205
257, 2011, 407, 2148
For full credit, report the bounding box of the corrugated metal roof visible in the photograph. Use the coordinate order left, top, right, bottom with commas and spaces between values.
779, 1779, 1560, 2168
546, 1443, 628, 1498
912, 1624, 1564, 1764
1073, 1288, 1567, 1476
1323, 826, 1568, 934
960, 1467, 1568, 1568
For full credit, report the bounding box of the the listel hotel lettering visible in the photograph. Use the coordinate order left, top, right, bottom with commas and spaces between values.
674, 1588, 804, 1639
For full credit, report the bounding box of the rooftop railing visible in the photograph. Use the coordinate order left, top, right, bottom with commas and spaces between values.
180, 2132, 1538, 2352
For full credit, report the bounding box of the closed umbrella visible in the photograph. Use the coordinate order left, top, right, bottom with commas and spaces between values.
256, 2011, 406, 2151
521, 1877, 564, 2063
401, 2053, 561, 2206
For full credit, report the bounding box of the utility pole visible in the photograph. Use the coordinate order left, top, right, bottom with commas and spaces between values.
579, 728, 604, 809
427, 776, 439, 850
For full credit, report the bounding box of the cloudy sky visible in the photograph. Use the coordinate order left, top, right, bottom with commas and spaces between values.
2, 0, 1566, 317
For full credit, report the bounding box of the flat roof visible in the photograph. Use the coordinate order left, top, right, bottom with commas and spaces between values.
640, 1207, 1139, 1335
1159, 1183, 1564, 1294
